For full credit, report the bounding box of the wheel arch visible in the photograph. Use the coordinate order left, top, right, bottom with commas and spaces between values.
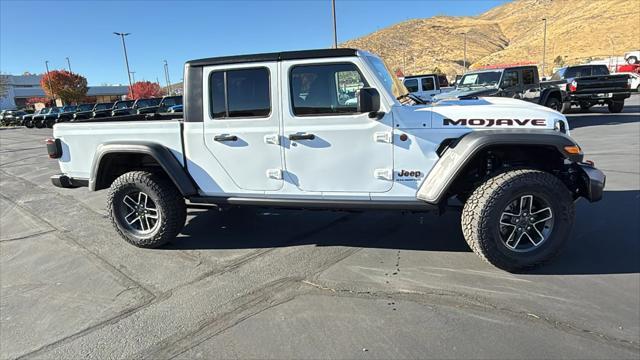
540, 87, 563, 106
416, 130, 583, 205
90, 141, 198, 196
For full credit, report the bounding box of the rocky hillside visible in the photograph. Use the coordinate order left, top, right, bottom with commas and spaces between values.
342, 0, 640, 78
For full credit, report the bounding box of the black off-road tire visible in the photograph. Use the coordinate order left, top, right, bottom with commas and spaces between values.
24, 120, 34, 128
461, 169, 575, 272
545, 97, 562, 112
107, 171, 186, 248
608, 101, 624, 113
34, 119, 44, 128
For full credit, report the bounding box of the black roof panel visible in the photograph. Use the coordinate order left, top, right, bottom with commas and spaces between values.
186, 48, 359, 67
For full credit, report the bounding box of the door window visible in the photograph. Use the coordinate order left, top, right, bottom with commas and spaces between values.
522, 69, 535, 85
592, 66, 609, 76
421, 77, 435, 91
209, 68, 271, 119
502, 71, 519, 88
404, 78, 418, 92
290, 63, 367, 116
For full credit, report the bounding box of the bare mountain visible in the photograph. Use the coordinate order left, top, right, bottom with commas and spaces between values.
341, 0, 640, 78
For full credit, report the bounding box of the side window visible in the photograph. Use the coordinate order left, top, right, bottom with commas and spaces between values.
290, 63, 367, 116
404, 78, 418, 92
421, 77, 435, 91
522, 69, 535, 85
502, 70, 519, 88
209, 67, 270, 119
592, 66, 609, 76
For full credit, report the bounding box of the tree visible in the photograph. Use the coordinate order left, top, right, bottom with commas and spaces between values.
40, 70, 88, 104
128, 81, 162, 99
554, 55, 565, 67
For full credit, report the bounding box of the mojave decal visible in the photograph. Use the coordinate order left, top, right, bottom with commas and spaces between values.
443, 118, 547, 127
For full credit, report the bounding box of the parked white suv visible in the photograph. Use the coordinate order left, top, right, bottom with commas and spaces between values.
402, 73, 453, 101
47, 48, 604, 271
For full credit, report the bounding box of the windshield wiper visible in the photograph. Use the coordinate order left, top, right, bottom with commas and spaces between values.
397, 93, 426, 104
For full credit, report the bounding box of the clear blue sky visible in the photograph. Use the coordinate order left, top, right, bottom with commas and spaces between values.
1, 0, 507, 86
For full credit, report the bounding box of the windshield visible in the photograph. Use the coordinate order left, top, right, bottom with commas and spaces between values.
365, 55, 407, 99
136, 98, 161, 108
161, 96, 182, 107
459, 71, 502, 87
78, 104, 94, 111
115, 101, 134, 109
94, 103, 112, 110
62, 106, 75, 112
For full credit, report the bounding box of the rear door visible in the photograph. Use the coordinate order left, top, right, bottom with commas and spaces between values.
281, 59, 393, 193
202, 63, 283, 191
420, 76, 438, 100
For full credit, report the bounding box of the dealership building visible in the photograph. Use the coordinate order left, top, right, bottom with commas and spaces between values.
0, 74, 128, 110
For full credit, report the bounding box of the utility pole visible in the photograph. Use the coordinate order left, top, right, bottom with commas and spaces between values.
463, 32, 467, 74
65, 57, 72, 73
331, 0, 338, 48
130, 71, 136, 83
163, 60, 172, 95
541, 18, 547, 77
114, 32, 134, 98
44, 60, 54, 103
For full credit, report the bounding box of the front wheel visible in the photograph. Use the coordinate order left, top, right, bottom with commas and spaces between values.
608, 101, 624, 113
628, 56, 638, 65
34, 119, 44, 128
461, 169, 575, 271
107, 171, 186, 248
544, 97, 562, 112
25, 120, 34, 128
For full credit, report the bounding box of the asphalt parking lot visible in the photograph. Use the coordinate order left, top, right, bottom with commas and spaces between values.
1, 95, 639, 359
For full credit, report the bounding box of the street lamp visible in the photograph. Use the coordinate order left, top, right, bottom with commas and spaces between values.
65, 57, 72, 73
44, 60, 54, 102
163, 60, 172, 95
113, 32, 134, 98
541, 18, 547, 77
331, 0, 338, 48
130, 71, 136, 83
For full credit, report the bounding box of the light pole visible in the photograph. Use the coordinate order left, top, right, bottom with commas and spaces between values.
114, 32, 134, 98
44, 60, 54, 103
130, 71, 136, 83
463, 32, 467, 74
331, 0, 338, 48
163, 60, 172, 95
65, 57, 72, 73
541, 18, 547, 77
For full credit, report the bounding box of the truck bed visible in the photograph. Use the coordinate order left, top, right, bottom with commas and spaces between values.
53, 119, 184, 180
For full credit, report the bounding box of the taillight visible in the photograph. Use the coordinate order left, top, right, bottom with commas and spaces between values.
46, 138, 62, 159
568, 80, 578, 92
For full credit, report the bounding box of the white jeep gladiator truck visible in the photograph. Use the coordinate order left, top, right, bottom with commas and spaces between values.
47, 49, 605, 271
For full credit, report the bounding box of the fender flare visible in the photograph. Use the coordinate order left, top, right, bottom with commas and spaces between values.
89, 141, 198, 196
416, 130, 583, 204
539, 87, 563, 106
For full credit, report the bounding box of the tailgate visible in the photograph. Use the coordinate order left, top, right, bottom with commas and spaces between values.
575, 74, 629, 93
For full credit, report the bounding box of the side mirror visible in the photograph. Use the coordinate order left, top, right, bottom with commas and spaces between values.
357, 87, 380, 116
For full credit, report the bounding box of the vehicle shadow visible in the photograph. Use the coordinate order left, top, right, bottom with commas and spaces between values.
170, 190, 639, 275
565, 101, 640, 128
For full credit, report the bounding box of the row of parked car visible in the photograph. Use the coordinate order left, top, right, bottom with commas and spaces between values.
1, 95, 183, 128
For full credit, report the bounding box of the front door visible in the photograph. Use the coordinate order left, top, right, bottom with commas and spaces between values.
202, 63, 283, 191
281, 60, 394, 193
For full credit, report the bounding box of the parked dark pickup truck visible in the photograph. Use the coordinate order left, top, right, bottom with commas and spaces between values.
74, 102, 113, 120
92, 100, 134, 118
545, 65, 631, 113
433, 66, 566, 112
137, 95, 183, 114
58, 104, 93, 123
112, 98, 161, 116
33, 107, 62, 128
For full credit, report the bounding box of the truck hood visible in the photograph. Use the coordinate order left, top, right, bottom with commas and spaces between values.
394, 97, 569, 134
432, 86, 498, 101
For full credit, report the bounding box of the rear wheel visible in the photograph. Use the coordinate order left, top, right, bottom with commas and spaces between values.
461, 169, 574, 271
34, 119, 44, 128
627, 56, 638, 65
107, 171, 186, 248
545, 97, 562, 112
608, 101, 624, 113
25, 120, 34, 128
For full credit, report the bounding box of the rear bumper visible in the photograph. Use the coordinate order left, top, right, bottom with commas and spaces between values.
576, 163, 605, 202
568, 92, 630, 102
51, 174, 89, 189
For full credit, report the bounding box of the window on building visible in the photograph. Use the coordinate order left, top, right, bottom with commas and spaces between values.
209, 68, 270, 119
290, 63, 367, 116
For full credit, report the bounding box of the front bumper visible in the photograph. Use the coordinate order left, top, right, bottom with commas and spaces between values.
51, 174, 88, 189
576, 163, 605, 202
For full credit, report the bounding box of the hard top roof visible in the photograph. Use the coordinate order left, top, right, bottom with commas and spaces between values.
466, 65, 537, 74
403, 73, 446, 79
186, 48, 359, 67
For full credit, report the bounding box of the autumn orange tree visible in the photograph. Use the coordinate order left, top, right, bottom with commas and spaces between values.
40, 70, 88, 104
128, 81, 162, 99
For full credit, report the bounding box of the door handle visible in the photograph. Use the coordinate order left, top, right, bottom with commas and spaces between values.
288, 133, 315, 141
214, 134, 238, 142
